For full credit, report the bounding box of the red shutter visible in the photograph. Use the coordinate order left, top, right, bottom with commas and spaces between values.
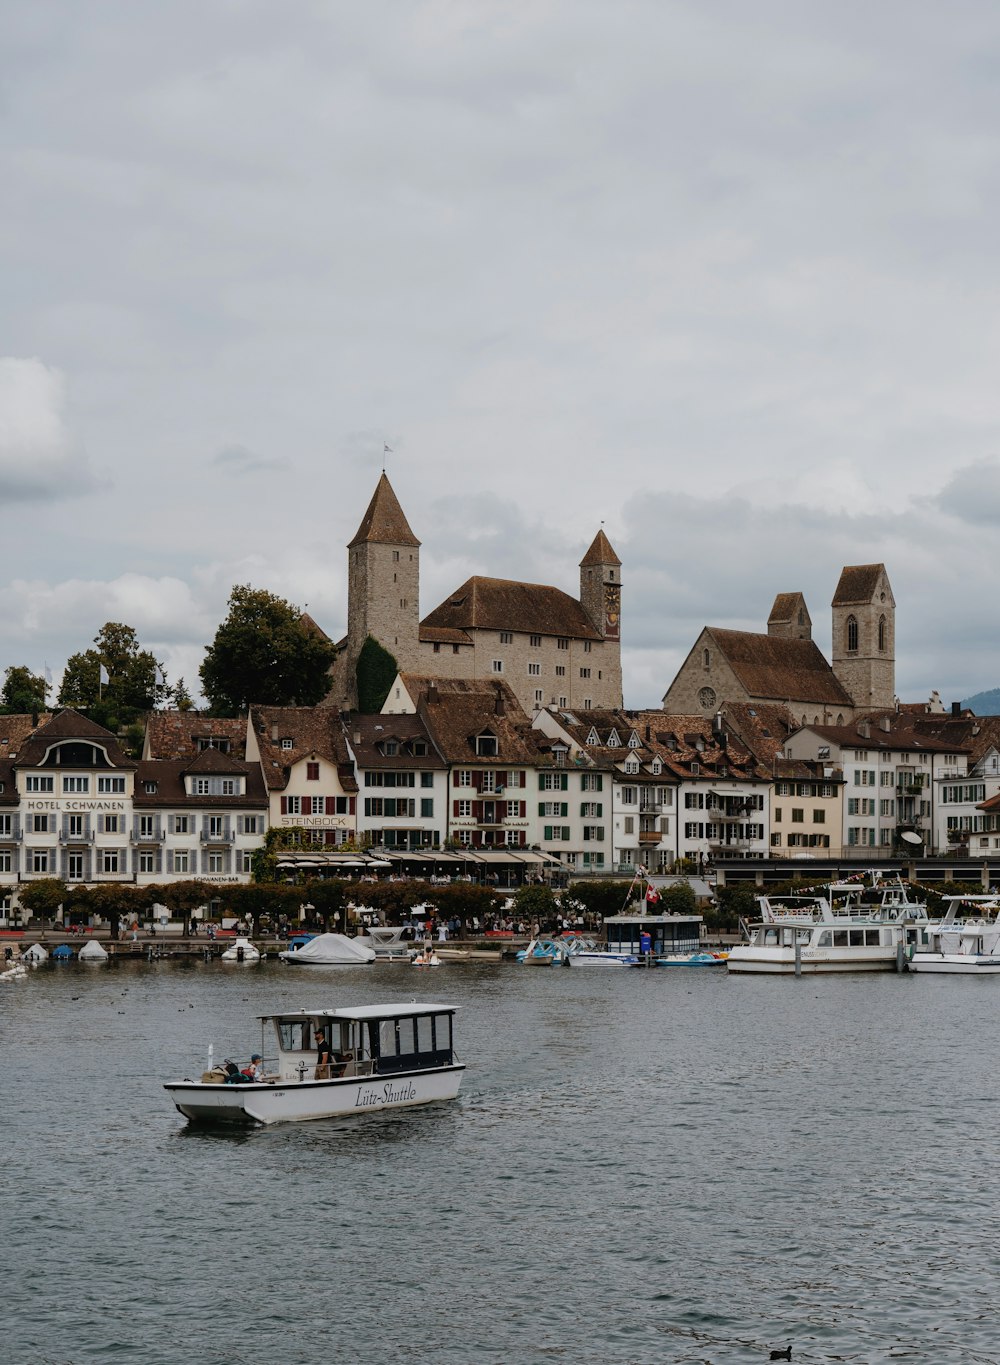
453, 770, 461, 787
326, 797, 336, 815
497, 771, 507, 788
473, 772, 482, 791
453, 800, 460, 816
473, 801, 482, 821
472, 830, 482, 847
349, 797, 356, 815
520, 801, 526, 818
280, 796, 288, 814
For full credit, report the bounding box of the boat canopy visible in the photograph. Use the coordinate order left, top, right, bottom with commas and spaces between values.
259, 1002, 459, 1022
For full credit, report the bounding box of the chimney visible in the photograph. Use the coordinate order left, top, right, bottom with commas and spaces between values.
426, 684, 439, 705
271, 724, 279, 741
645, 724, 650, 740
952, 701, 961, 717
353, 730, 361, 744
858, 721, 870, 739
880, 716, 891, 732
494, 687, 505, 717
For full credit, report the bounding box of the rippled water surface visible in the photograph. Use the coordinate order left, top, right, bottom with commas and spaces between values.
4, 958, 999, 1364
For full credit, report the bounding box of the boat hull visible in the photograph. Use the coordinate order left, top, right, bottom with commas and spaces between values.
165, 1063, 465, 1125
909, 954, 1000, 974
727, 949, 899, 974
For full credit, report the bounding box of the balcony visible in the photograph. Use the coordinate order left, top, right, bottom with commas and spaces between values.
131, 830, 163, 844
639, 798, 663, 814
638, 830, 663, 845
59, 831, 95, 844
200, 830, 235, 844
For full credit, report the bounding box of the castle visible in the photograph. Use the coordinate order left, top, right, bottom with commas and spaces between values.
327, 473, 624, 715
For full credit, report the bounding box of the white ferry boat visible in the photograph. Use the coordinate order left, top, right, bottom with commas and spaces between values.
727, 875, 928, 975
909, 896, 1000, 974
164, 1002, 464, 1125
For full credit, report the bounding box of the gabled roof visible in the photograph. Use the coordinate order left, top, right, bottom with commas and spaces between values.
706, 628, 853, 707
144, 712, 247, 760
14, 708, 136, 769
421, 577, 601, 641
636, 711, 760, 782
722, 702, 798, 766
832, 564, 890, 606
399, 675, 529, 713
133, 759, 268, 808
346, 713, 446, 771
790, 721, 967, 754
579, 529, 621, 568
182, 747, 247, 775
417, 686, 545, 766
348, 473, 420, 549
767, 592, 810, 627
249, 705, 358, 792
0, 713, 49, 759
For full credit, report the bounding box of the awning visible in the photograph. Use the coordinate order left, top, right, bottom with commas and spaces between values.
471, 849, 524, 863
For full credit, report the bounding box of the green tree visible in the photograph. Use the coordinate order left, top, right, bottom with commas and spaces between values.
661, 880, 697, 915
563, 879, 631, 920
512, 884, 558, 923
172, 678, 195, 711
18, 878, 68, 921
0, 665, 48, 714
432, 884, 501, 922
156, 879, 213, 935
58, 622, 168, 725
356, 635, 398, 714
200, 585, 336, 716
708, 883, 757, 934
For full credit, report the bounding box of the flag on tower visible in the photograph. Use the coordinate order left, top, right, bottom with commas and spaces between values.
384, 443, 392, 454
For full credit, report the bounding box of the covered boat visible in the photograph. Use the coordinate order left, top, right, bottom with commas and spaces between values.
164, 1002, 464, 1125
22, 943, 48, 963
278, 932, 376, 966
78, 940, 109, 962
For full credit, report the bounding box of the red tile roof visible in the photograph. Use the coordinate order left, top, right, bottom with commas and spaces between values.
831, 564, 887, 605
348, 473, 420, 548
422, 576, 601, 640
579, 529, 621, 567
707, 628, 853, 706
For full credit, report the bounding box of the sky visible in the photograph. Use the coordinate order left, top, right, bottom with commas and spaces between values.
4, 0, 1000, 711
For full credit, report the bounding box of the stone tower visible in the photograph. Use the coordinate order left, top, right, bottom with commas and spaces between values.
767, 592, 812, 640
346, 472, 421, 668
579, 528, 623, 704
830, 564, 895, 711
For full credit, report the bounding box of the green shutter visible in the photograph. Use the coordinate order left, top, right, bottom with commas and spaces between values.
561, 803, 568, 817
562, 826, 570, 840
544, 825, 552, 840
595, 775, 603, 791
596, 826, 605, 841
595, 803, 602, 817
560, 773, 568, 790
538, 802, 546, 816
538, 774, 546, 790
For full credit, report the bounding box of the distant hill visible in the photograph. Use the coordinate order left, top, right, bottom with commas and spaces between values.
963, 687, 1000, 715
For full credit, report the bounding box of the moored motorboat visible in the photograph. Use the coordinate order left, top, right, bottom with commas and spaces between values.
278, 933, 376, 967
164, 1001, 464, 1125
910, 895, 1000, 974
727, 874, 928, 975
220, 936, 261, 964
352, 926, 417, 961
78, 940, 109, 962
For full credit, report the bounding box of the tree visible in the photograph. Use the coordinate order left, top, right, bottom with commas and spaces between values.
18, 878, 68, 921
200, 585, 337, 715
512, 884, 558, 923
563, 879, 631, 920
58, 621, 168, 725
156, 880, 214, 935
0, 665, 48, 715
172, 678, 195, 711
661, 880, 697, 915
356, 636, 398, 714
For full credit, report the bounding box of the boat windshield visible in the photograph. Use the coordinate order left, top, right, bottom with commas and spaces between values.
372, 1011, 454, 1073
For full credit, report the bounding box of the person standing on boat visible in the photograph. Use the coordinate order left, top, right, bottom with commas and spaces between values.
314, 1025, 333, 1080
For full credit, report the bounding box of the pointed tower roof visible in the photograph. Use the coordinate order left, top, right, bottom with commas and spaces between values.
348, 473, 420, 549
832, 564, 892, 606
580, 529, 621, 568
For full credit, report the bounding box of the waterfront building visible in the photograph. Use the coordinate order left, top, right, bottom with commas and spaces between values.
245, 705, 359, 848
345, 712, 448, 852
661, 565, 896, 722
327, 473, 623, 715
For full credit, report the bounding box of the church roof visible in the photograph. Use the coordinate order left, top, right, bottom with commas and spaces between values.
348, 473, 420, 549
421, 577, 601, 641
580, 529, 621, 568
707, 629, 853, 707
767, 592, 809, 625
832, 564, 887, 605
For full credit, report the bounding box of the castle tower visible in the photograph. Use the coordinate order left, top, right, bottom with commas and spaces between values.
580, 528, 623, 705
831, 564, 895, 711
346, 472, 421, 668
767, 592, 812, 640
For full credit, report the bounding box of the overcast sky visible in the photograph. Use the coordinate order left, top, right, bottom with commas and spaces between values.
4, 1, 1000, 711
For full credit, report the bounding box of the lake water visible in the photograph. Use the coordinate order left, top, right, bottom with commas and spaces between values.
3, 957, 998, 1364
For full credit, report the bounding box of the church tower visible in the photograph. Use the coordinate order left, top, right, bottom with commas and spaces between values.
831, 564, 895, 711
346, 472, 421, 670
580, 528, 623, 705
767, 592, 812, 640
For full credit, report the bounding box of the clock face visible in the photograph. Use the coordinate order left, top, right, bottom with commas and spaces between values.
604, 585, 621, 640
698, 686, 717, 709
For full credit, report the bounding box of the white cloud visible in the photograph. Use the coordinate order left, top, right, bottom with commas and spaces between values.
0, 358, 101, 499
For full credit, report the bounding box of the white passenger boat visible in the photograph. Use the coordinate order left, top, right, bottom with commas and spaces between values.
727, 875, 928, 975
278, 932, 376, 966
220, 936, 261, 964
352, 926, 417, 961
910, 896, 1000, 974
164, 1002, 464, 1125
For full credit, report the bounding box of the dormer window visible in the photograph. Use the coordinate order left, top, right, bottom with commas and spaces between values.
607, 730, 621, 747
628, 733, 641, 748
624, 758, 639, 774
281, 738, 293, 751
586, 728, 600, 745
144, 781, 157, 794
475, 733, 498, 757
384, 741, 398, 756
691, 761, 700, 775
651, 759, 662, 775
411, 741, 427, 756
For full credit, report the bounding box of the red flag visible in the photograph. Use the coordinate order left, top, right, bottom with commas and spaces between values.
646, 884, 660, 904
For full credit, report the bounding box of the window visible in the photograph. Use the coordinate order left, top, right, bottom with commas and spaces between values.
138, 851, 155, 874
138, 815, 155, 838
25, 776, 54, 793
207, 851, 223, 874
240, 851, 254, 873
555, 666, 566, 677
499, 631, 512, 644
579, 668, 591, 679
420, 771, 433, 787
457, 771, 472, 787
174, 851, 189, 873
144, 781, 157, 794
102, 815, 121, 834
584, 699, 592, 710
240, 816, 258, 835
476, 735, 498, 757
530, 634, 542, 648
63, 776, 89, 793
31, 849, 48, 873
773, 808, 782, 822
557, 637, 568, 650
306, 762, 320, 781
421, 798, 434, 817
846, 615, 858, 652
31, 814, 49, 833
102, 850, 119, 874
624, 816, 634, 834
558, 696, 567, 707
281, 738, 293, 750
68, 853, 84, 880
491, 660, 503, 674
620, 787, 636, 805
534, 690, 543, 704
457, 800, 472, 818
194, 778, 210, 795
791, 809, 804, 823
528, 663, 541, 676
812, 810, 825, 824
98, 776, 125, 794
208, 816, 224, 838
221, 779, 236, 796
174, 815, 190, 834
583, 641, 592, 653
68, 814, 84, 837
285, 796, 301, 815
878, 615, 886, 651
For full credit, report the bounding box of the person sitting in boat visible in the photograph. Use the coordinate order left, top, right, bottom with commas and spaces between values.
241, 1053, 264, 1082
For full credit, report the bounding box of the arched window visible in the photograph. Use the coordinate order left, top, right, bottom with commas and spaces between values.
846, 615, 858, 652
703, 648, 710, 669
878, 615, 887, 652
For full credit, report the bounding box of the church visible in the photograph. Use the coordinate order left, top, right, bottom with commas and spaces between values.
661, 564, 896, 725
327, 473, 624, 716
